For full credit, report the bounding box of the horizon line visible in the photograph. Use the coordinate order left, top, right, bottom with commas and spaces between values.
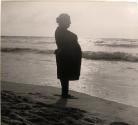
1, 35, 138, 40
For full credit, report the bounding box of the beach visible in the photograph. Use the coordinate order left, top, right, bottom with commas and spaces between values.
2, 81, 138, 125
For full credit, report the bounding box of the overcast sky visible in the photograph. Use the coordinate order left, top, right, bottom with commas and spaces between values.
2, 1, 138, 38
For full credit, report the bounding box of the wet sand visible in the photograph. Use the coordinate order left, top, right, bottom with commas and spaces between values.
1, 81, 138, 125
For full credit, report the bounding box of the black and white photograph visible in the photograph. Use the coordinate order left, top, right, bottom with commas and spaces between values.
1, 0, 138, 125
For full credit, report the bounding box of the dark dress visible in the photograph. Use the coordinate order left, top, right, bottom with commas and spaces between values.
55, 27, 82, 80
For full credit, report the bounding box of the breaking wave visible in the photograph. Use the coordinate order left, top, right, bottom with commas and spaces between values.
82, 51, 138, 62
1, 48, 54, 54
1, 47, 138, 62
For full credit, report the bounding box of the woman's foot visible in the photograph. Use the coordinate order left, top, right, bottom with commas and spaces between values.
62, 94, 78, 99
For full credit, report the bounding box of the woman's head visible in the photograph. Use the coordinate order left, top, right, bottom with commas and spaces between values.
56, 13, 71, 29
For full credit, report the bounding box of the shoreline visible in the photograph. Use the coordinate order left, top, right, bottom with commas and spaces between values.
1, 81, 138, 125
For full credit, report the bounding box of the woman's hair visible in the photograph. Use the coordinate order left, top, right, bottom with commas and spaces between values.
56, 13, 70, 24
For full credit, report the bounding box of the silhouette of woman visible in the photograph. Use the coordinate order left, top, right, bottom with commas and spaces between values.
55, 13, 82, 98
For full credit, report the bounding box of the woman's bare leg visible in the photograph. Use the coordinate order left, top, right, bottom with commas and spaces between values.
60, 79, 69, 98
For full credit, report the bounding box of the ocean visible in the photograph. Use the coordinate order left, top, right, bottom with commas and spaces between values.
1, 36, 138, 107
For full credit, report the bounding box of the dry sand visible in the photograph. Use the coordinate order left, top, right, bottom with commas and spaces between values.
1, 81, 138, 125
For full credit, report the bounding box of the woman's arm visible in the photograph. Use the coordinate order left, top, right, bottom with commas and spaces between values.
55, 29, 65, 49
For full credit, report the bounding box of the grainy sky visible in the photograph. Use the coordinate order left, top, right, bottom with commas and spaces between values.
2, 1, 138, 38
